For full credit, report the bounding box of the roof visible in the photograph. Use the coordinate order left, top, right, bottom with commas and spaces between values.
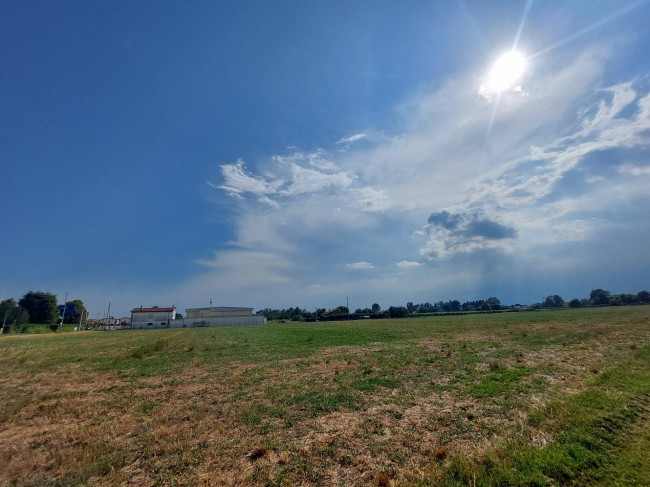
185, 306, 253, 312
131, 307, 175, 313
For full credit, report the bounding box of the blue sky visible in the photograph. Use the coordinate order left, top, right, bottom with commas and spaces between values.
2, 1, 650, 318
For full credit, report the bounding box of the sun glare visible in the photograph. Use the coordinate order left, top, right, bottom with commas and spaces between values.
488, 51, 526, 92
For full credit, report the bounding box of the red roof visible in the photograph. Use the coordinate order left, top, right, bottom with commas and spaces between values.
131, 307, 175, 313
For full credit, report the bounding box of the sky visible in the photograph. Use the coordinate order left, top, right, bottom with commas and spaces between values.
2, 0, 650, 318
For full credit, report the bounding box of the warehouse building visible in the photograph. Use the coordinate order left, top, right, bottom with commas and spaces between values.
131, 305, 265, 329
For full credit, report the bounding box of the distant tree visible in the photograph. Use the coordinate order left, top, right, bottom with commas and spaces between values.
371, 303, 381, 314
62, 299, 88, 325
19, 291, 58, 324
175, 313, 183, 319
486, 297, 502, 310
0, 299, 29, 328
388, 306, 409, 318
480, 302, 491, 311
619, 294, 638, 305
609, 296, 622, 306
315, 308, 327, 317
406, 302, 415, 312
589, 289, 611, 306
637, 290, 650, 303
543, 295, 565, 308
568, 298, 581, 308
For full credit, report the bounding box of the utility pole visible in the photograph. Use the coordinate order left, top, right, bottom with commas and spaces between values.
59, 292, 68, 332
346, 296, 349, 322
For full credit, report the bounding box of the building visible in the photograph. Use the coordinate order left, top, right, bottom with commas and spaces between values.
118, 317, 132, 327
181, 306, 265, 327
131, 306, 176, 329
129, 305, 265, 329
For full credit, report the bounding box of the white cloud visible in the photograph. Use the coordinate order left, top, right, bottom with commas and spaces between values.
196, 46, 650, 310
279, 163, 355, 196
212, 159, 283, 199
620, 163, 650, 176
396, 261, 423, 268
336, 133, 366, 145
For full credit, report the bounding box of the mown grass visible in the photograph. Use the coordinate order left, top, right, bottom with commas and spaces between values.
0, 306, 648, 486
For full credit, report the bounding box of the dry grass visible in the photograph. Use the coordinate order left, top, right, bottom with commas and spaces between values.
1, 307, 649, 486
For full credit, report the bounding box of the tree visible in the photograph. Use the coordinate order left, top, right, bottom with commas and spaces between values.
568, 298, 581, 308
589, 289, 611, 306
486, 297, 502, 310
619, 294, 638, 305
388, 306, 409, 318
0, 299, 29, 329
637, 290, 650, 303
62, 299, 88, 325
371, 303, 381, 314
609, 296, 622, 306
19, 291, 58, 324
543, 295, 565, 308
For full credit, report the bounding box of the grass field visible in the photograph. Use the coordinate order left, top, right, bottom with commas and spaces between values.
1, 307, 649, 486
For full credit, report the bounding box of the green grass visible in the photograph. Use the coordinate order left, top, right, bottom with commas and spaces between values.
1, 306, 649, 486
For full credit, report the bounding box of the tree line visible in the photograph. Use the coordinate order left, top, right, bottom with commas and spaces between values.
1, 291, 88, 331
256, 288, 650, 322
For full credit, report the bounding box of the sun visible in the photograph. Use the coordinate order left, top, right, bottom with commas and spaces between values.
488, 51, 526, 92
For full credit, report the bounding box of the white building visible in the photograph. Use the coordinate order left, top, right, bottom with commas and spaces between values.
179, 306, 265, 327
129, 305, 265, 329
130, 306, 176, 329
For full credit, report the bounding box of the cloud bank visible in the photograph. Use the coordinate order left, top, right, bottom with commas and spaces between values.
185, 47, 650, 309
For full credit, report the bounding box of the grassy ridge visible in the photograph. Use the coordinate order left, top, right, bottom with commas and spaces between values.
0, 307, 648, 486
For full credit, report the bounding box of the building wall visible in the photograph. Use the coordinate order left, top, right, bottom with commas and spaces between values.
185, 308, 253, 319
170, 315, 266, 328
131, 310, 175, 329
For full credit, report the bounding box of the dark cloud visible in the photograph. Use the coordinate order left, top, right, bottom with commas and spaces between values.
427, 211, 463, 230
462, 218, 517, 240
427, 210, 517, 240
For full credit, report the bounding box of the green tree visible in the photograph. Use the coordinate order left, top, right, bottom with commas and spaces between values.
388, 306, 409, 318
486, 297, 502, 310
543, 295, 565, 308
371, 303, 381, 314
589, 289, 611, 306
637, 290, 650, 303
568, 298, 581, 308
19, 291, 58, 324
62, 299, 88, 325
0, 299, 29, 329
619, 294, 638, 304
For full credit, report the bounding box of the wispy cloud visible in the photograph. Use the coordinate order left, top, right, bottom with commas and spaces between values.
346, 261, 375, 270
336, 133, 366, 145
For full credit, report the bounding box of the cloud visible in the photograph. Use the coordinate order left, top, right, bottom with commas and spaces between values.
212, 159, 280, 196
396, 261, 424, 268
197, 46, 650, 309
279, 164, 356, 196
346, 262, 375, 270
422, 210, 517, 259
336, 133, 366, 145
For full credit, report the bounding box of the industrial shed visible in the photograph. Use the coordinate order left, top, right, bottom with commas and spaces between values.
131, 306, 265, 329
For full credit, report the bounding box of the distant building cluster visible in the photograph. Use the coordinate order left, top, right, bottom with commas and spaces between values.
130, 306, 265, 329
